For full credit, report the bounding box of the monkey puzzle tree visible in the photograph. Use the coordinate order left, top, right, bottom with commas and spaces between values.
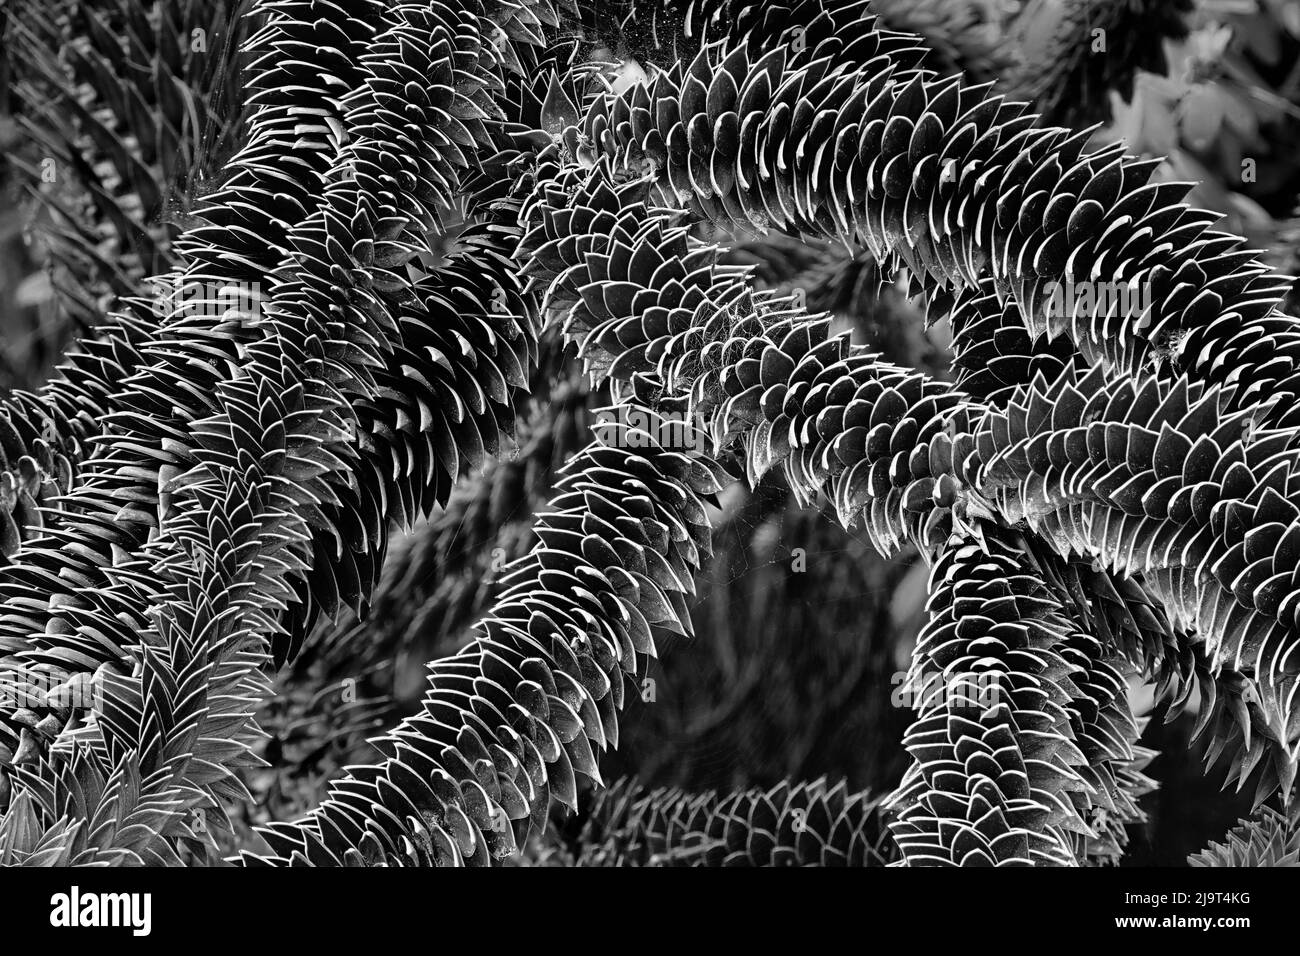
0, 0, 1297, 868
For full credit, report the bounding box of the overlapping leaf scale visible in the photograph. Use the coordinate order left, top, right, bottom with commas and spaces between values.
540, 48, 1300, 780
518, 152, 1164, 864
0, 0, 254, 554
243, 0, 557, 655
0, 0, 542, 737
565, 775, 895, 866
25, 0, 568, 824
235, 410, 726, 865
1000, 537, 1168, 864
33, 0, 387, 445
1012, 537, 1161, 865
249, 382, 589, 827
1013, 531, 1175, 680
0, 371, 307, 861
1188, 806, 1300, 867
0, 748, 216, 865
5, 0, 253, 329
576, 19, 1300, 421
517, 155, 983, 556
127, 0, 528, 801
52, 0, 541, 665
2, 0, 379, 489
887, 526, 1146, 866
0, 0, 389, 623
943, 275, 1076, 407
301, 369, 591, 680
975, 361, 1300, 787
259, 366, 592, 812
0, 282, 283, 709
1152, 629, 1298, 805
689, 308, 976, 556
0, 391, 80, 565
0, 1, 552, 856
1086, 733, 1157, 865
273, 213, 538, 662
174, 0, 389, 280
0, 0, 1263, 868
4, 0, 393, 574
0, 454, 279, 862
0, 0, 397, 765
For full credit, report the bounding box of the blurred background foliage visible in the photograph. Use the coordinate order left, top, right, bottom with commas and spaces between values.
5, 0, 1300, 864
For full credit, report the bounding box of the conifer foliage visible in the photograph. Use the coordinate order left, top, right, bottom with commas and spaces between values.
0, 0, 1298, 867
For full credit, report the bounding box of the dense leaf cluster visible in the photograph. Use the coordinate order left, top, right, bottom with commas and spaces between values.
0, 0, 1296, 867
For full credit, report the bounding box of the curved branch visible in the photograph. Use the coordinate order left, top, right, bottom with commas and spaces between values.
558, 775, 895, 866
576, 16, 1300, 421
237, 409, 726, 865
